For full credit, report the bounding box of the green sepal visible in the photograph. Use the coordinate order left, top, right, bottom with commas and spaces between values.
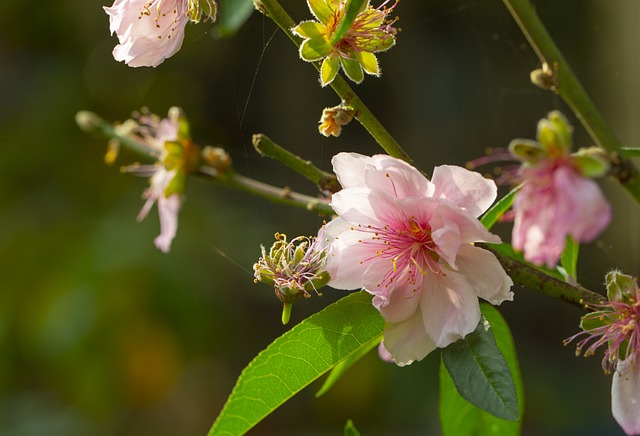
307, 0, 335, 24
571, 147, 610, 178
341, 57, 364, 84
321, 55, 340, 86
358, 51, 379, 76
537, 111, 572, 156
606, 270, 637, 303
331, 0, 368, 45
508, 139, 547, 164
300, 37, 332, 62
579, 311, 610, 331
164, 169, 186, 198
293, 20, 327, 39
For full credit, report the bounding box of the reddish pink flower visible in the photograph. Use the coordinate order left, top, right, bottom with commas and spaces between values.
512, 158, 611, 268
565, 271, 640, 435
509, 111, 611, 268
104, 0, 216, 67
325, 153, 513, 365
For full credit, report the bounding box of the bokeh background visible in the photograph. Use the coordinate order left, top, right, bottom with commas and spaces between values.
1, 0, 639, 434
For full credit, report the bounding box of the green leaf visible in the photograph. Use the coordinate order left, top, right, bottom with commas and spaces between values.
315, 333, 382, 397
439, 304, 524, 435
480, 185, 521, 230
441, 312, 519, 422
344, 419, 361, 436
212, 0, 254, 38
560, 235, 579, 280
209, 291, 383, 436
341, 57, 364, 84
622, 147, 640, 157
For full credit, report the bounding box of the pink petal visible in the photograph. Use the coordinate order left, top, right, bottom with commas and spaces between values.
383, 309, 437, 366
154, 194, 181, 253
364, 154, 433, 199
325, 228, 380, 290
330, 187, 403, 228
429, 203, 501, 246
419, 271, 482, 348
368, 265, 422, 323
455, 245, 513, 305
612, 359, 640, 435
432, 165, 497, 217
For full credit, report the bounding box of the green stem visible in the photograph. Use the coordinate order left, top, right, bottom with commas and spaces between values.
200, 167, 334, 215
502, 0, 640, 203
480, 244, 604, 308
76, 111, 334, 216
252, 133, 340, 193
256, 0, 414, 165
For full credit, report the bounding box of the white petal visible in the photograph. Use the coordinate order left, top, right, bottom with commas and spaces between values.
430, 203, 501, 245
383, 310, 437, 366
419, 271, 481, 348
331, 152, 371, 188
612, 359, 640, 435
456, 245, 513, 305
432, 165, 497, 217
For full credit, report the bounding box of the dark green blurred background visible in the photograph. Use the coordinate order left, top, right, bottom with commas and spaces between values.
1, 0, 639, 434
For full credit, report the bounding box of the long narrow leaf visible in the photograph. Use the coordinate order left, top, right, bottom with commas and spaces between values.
441, 312, 519, 421
480, 185, 521, 230
559, 235, 579, 281
209, 291, 383, 435
439, 304, 524, 435
315, 333, 382, 397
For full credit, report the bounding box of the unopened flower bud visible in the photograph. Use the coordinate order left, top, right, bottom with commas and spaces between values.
606, 270, 638, 304
201, 146, 232, 173
318, 104, 357, 137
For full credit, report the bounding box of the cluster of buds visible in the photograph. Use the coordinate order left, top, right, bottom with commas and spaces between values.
254, 231, 330, 324
293, 0, 399, 86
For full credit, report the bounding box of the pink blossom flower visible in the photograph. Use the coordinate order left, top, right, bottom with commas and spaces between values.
565, 271, 640, 435
104, 0, 217, 67
124, 108, 199, 252
509, 111, 611, 268
325, 153, 513, 365
512, 158, 611, 268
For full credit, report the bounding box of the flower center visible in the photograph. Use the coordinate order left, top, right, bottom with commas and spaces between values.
359, 218, 440, 292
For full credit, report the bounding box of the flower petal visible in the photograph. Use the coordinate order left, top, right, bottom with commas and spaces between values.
358, 51, 379, 76
299, 37, 332, 62
612, 359, 640, 435
330, 187, 402, 229
456, 245, 513, 305
154, 193, 181, 253
383, 309, 437, 366
325, 227, 379, 290
332, 152, 371, 188
432, 165, 497, 217
292, 20, 327, 39
364, 154, 433, 199
419, 271, 482, 348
